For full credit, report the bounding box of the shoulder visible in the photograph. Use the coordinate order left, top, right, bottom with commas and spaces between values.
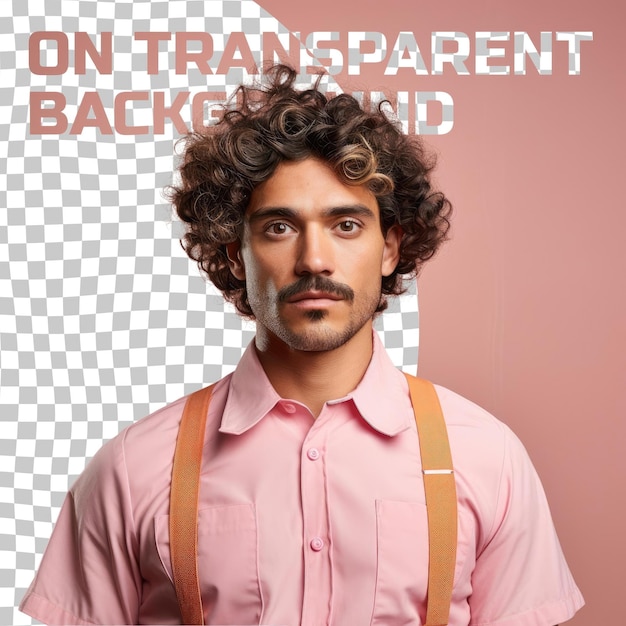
430, 383, 543, 547
432, 382, 526, 465
434, 383, 505, 430
72, 375, 233, 512
124, 375, 231, 456
402, 376, 526, 476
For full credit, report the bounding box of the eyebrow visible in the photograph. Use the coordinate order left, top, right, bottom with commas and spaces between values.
248, 204, 377, 223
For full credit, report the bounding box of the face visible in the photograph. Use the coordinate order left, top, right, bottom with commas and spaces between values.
227, 158, 401, 353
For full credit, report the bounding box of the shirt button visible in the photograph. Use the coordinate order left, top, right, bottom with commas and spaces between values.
283, 403, 296, 414
310, 537, 324, 551
307, 447, 320, 461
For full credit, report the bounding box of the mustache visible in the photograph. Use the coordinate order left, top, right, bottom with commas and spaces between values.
277, 276, 355, 303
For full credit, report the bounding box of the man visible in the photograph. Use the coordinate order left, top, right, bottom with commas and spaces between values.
20, 66, 583, 625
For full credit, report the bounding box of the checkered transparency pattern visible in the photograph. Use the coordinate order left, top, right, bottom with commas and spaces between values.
0, 1, 419, 623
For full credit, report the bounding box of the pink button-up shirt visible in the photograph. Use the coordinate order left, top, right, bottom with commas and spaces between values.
21, 334, 583, 625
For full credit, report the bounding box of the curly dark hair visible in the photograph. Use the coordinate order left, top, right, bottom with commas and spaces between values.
168, 65, 451, 317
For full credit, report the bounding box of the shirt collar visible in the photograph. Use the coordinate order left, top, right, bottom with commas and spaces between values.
219, 340, 282, 435
219, 331, 413, 437
348, 331, 413, 436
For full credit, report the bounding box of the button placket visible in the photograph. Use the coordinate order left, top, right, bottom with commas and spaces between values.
300, 417, 331, 624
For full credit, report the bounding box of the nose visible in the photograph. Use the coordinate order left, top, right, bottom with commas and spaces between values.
294, 226, 335, 276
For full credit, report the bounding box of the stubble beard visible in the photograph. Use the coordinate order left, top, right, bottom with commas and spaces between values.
249, 275, 382, 352
264, 296, 380, 353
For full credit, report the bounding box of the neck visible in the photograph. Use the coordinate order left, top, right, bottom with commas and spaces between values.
254, 323, 375, 417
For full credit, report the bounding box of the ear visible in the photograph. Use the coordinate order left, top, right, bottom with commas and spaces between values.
225, 240, 246, 281
381, 225, 402, 277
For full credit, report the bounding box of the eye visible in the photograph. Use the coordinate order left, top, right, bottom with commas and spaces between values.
265, 222, 292, 236
336, 219, 360, 233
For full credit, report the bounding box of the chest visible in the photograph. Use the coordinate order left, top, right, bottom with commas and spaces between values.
136, 406, 479, 625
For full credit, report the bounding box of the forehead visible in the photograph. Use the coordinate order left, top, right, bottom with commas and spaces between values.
246, 158, 379, 218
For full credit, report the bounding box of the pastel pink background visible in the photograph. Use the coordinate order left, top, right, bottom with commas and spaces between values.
259, 1, 625, 623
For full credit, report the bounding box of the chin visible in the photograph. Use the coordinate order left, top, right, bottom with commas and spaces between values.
276, 321, 364, 353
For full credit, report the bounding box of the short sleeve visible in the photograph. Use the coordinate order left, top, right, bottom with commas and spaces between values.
468, 426, 584, 626
19, 430, 142, 625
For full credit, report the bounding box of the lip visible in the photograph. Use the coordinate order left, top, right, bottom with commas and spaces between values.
286, 290, 344, 304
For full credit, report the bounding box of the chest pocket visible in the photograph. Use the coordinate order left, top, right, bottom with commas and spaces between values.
155, 503, 262, 624
372, 500, 473, 626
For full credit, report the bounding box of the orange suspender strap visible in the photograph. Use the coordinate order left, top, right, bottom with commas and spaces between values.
404, 373, 458, 626
169, 376, 457, 626
169, 384, 215, 625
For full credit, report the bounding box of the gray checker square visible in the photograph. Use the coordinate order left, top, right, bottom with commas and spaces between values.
0, 1, 419, 624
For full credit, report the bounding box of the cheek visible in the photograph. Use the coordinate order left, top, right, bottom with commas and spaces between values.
241, 256, 281, 301
357, 253, 386, 288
